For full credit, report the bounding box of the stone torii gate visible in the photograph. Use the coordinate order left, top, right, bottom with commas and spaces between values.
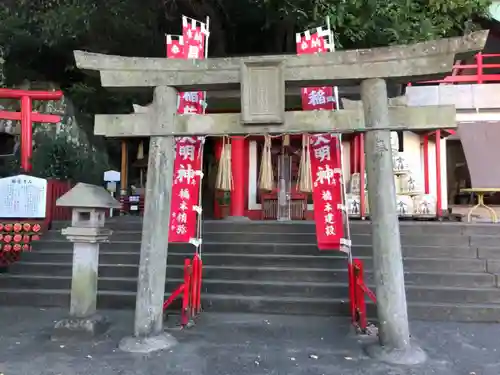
74, 31, 487, 360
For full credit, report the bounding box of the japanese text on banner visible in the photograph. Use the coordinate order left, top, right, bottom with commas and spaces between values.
309, 134, 345, 251
296, 29, 336, 111
169, 137, 203, 242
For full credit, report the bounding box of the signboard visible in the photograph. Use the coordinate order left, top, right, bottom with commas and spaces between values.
104, 170, 121, 182
0, 175, 47, 218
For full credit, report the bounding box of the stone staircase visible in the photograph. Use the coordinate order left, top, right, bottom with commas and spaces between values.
1, 218, 500, 321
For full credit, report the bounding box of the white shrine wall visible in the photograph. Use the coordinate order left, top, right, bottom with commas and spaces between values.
247, 134, 448, 211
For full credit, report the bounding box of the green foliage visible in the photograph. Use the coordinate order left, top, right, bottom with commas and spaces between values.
259, 0, 491, 48
0, 0, 492, 176
30, 131, 110, 184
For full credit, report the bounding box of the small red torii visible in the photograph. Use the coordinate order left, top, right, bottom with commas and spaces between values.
0, 88, 63, 172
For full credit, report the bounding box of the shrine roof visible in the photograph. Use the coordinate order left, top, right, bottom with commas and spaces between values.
74, 31, 488, 91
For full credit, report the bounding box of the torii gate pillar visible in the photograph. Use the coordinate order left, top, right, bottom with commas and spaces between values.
73, 30, 487, 361
362, 79, 424, 363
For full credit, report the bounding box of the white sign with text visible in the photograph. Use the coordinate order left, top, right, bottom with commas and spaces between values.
0, 175, 47, 218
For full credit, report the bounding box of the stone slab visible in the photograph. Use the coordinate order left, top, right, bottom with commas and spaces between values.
94, 106, 456, 137
486, 259, 500, 273
51, 314, 110, 339
74, 31, 487, 90
8, 307, 500, 375
118, 332, 178, 353
365, 339, 427, 365
478, 247, 500, 259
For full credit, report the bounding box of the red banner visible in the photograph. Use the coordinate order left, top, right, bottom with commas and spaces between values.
309, 134, 345, 251
182, 16, 207, 59
168, 137, 204, 242
296, 29, 336, 111
296, 33, 328, 55
301, 87, 336, 111
166, 35, 185, 59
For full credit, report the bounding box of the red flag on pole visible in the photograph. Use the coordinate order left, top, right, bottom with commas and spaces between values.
166, 35, 186, 59
297, 25, 345, 251
296, 27, 337, 111
165, 16, 209, 243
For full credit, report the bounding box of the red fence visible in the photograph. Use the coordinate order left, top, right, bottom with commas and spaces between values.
414, 52, 500, 85
45, 179, 73, 228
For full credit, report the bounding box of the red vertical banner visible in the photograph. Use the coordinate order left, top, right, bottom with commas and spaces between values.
182, 16, 207, 59
168, 137, 204, 242
309, 134, 345, 251
296, 28, 337, 111
179, 15, 209, 115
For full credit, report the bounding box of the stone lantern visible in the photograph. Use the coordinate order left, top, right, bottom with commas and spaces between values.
52, 183, 120, 338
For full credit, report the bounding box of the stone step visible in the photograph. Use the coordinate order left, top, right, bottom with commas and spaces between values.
3, 287, 500, 322
2, 287, 500, 321
0, 275, 347, 298
22, 252, 349, 268
7, 258, 492, 287
8, 253, 488, 274
2, 274, 499, 304
30, 242, 479, 259
49, 220, 500, 236
40, 230, 473, 247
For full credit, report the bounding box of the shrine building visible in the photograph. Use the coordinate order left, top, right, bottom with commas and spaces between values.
115, 30, 500, 222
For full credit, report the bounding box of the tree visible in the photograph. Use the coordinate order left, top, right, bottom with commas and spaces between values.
0, 0, 491, 169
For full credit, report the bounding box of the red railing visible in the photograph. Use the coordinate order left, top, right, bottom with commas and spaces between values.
163, 253, 203, 327
415, 52, 500, 85
349, 258, 377, 332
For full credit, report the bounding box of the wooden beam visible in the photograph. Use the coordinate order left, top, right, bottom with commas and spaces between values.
95, 105, 456, 137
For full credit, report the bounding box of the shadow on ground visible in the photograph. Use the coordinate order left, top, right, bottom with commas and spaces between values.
0, 307, 499, 375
